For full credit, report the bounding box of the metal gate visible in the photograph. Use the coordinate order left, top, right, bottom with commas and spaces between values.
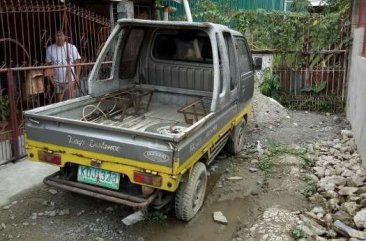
0, 0, 111, 164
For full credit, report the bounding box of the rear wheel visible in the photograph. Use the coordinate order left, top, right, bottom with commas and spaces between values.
175, 162, 207, 221
227, 119, 246, 155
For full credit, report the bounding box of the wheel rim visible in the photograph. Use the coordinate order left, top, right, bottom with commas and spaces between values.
192, 172, 207, 212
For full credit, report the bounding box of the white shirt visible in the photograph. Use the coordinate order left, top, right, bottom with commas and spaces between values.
46, 43, 81, 83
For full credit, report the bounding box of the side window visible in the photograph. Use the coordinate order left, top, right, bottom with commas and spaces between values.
120, 29, 145, 79
235, 38, 252, 74
223, 32, 237, 90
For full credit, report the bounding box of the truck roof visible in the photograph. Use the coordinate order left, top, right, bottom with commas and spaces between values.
117, 19, 243, 37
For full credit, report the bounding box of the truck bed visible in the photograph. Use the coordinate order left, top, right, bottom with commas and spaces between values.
28, 86, 212, 137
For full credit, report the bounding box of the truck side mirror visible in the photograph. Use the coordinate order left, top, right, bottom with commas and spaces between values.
253, 57, 262, 70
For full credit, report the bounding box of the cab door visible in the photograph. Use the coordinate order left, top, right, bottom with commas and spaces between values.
235, 37, 254, 109
223, 32, 239, 108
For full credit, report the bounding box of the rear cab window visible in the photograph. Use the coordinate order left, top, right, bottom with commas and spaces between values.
152, 30, 213, 64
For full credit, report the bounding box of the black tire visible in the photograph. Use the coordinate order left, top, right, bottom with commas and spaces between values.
175, 162, 207, 221
227, 119, 246, 155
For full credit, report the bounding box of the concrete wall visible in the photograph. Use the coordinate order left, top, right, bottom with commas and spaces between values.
347, 27, 366, 167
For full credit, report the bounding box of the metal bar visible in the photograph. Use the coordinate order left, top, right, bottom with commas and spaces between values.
45, 179, 157, 208
7, 69, 19, 160
44, 172, 157, 208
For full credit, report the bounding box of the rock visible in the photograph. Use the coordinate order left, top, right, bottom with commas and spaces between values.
226, 176, 243, 181
48, 189, 58, 195
311, 207, 325, 215
341, 202, 360, 216
48, 210, 57, 217
341, 169, 355, 177
1, 223, 6, 229
95, 238, 105, 241
313, 167, 325, 177
309, 193, 326, 204
250, 159, 259, 164
341, 130, 354, 138
319, 176, 346, 186
213, 211, 228, 225
318, 182, 336, 192
249, 168, 259, 173
333, 210, 353, 226
323, 190, 338, 199
2, 205, 10, 210
329, 198, 340, 212
350, 175, 366, 187
77, 210, 85, 216
334, 220, 366, 239
11, 201, 17, 205
300, 215, 327, 236
315, 236, 327, 241
353, 209, 366, 229
58, 209, 70, 216
121, 210, 145, 226
338, 187, 359, 196
22, 222, 29, 226
105, 207, 114, 212
250, 190, 259, 196
324, 213, 333, 226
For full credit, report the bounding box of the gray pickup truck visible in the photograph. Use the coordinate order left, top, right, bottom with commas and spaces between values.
25, 19, 257, 221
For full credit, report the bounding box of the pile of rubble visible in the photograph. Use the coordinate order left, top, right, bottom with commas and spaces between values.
297, 130, 366, 240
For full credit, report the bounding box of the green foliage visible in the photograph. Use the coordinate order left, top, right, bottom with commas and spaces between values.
301, 176, 317, 197
235, 8, 350, 51
192, 0, 236, 25
144, 210, 168, 224
259, 68, 281, 100
289, 0, 311, 12
0, 89, 9, 121
259, 142, 308, 175
258, 157, 274, 175
301, 81, 327, 95
292, 226, 305, 240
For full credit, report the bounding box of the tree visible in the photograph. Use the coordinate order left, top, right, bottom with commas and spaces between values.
289, 0, 311, 12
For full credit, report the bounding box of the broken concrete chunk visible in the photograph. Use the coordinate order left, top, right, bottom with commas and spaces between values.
353, 209, 366, 230
341, 202, 360, 216
338, 187, 359, 196
48, 189, 58, 195
300, 214, 327, 236
334, 220, 366, 239
122, 210, 145, 226
213, 211, 228, 225
249, 167, 259, 173
341, 130, 353, 138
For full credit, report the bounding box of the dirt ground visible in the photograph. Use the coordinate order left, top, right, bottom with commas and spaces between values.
0, 92, 350, 241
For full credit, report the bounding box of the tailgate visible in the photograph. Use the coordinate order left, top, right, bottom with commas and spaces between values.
25, 115, 174, 172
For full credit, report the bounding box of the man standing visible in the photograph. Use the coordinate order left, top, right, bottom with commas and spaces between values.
46, 31, 81, 101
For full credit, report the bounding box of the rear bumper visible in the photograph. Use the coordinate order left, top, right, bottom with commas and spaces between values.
44, 172, 158, 208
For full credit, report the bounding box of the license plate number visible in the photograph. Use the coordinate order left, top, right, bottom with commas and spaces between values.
77, 166, 120, 190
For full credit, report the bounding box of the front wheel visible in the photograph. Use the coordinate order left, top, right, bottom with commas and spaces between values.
227, 119, 246, 155
175, 162, 207, 221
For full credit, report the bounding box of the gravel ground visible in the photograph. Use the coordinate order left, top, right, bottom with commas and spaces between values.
0, 90, 354, 241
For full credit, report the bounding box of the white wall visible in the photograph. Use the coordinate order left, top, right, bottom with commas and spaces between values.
347, 27, 366, 167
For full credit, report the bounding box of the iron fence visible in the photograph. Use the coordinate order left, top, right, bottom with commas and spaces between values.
0, 0, 111, 164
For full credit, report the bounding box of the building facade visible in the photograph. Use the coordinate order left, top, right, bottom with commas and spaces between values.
347, 0, 366, 166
